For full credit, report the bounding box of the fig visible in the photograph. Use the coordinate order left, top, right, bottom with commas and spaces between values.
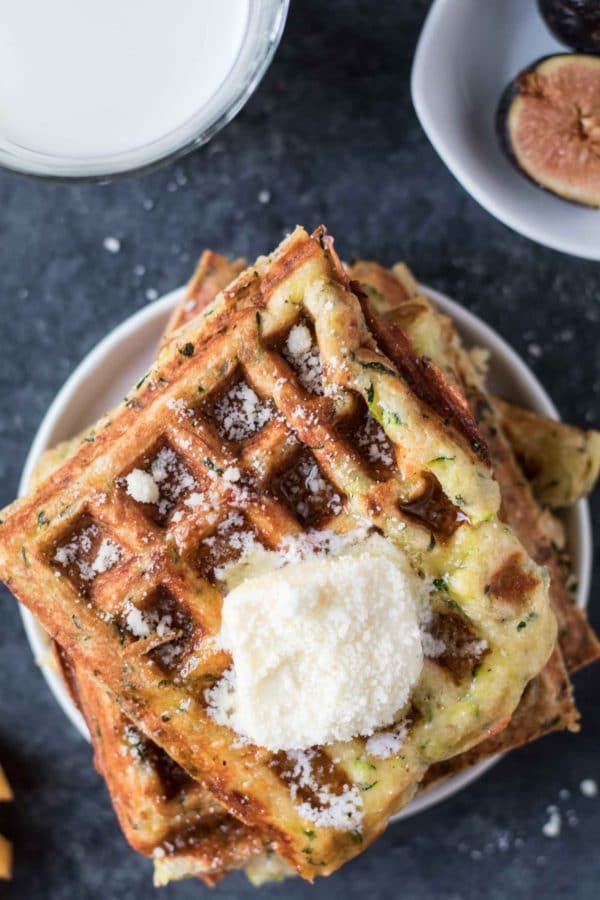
498, 54, 600, 207
538, 0, 600, 53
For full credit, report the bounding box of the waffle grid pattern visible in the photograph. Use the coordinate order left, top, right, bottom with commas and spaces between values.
0, 228, 556, 878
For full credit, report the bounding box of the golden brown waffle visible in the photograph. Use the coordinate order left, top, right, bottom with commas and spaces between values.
348, 258, 600, 784
0, 227, 557, 879
34, 247, 596, 885
494, 397, 600, 510
349, 258, 599, 671
28, 242, 600, 885
162, 249, 246, 349
54, 645, 264, 885
32, 250, 260, 887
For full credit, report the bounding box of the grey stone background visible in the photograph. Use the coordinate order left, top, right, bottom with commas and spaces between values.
0, 2, 598, 898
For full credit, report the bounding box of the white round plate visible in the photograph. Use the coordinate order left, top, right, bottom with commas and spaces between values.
19, 285, 592, 819
411, 0, 600, 260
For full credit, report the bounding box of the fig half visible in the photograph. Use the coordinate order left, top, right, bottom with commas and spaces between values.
538, 0, 600, 53
498, 54, 600, 207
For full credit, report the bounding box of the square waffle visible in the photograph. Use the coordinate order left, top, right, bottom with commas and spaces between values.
33, 247, 598, 885
0, 227, 559, 879
27, 242, 600, 885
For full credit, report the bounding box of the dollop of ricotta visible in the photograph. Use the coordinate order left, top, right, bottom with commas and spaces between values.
209, 535, 425, 751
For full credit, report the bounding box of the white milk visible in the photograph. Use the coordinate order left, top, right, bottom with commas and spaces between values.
0, 0, 249, 158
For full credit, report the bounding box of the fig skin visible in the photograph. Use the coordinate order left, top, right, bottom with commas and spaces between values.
497, 53, 600, 208
538, 0, 600, 54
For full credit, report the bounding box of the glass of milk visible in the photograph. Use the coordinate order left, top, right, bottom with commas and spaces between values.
0, 0, 288, 180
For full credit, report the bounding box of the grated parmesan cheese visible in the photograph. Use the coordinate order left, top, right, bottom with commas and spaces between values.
121, 599, 174, 640
419, 602, 445, 658
276, 749, 364, 830
286, 323, 312, 356
365, 724, 408, 759
126, 448, 196, 516
215, 382, 272, 441
357, 412, 394, 467
284, 323, 324, 395
91, 538, 122, 575
209, 535, 425, 751
54, 523, 102, 582
123, 601, 152, 638
295, 785, 363, 831
126, 468, 159, 504
215, 525, 371, 591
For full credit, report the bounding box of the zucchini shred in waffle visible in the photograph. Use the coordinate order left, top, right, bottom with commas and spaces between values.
0, 226, 595, 884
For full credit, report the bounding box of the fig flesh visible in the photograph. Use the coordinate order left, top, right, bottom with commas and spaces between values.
498, 54, 600, 207
538, 0, 600, 53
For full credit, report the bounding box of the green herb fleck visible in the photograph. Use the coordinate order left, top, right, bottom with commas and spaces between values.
72, 614, 83, 630
517, 611, 538, 631
429, 456, 455, 464
179, 342, 195, 357
83, 430, 96, 443
360, 360, 396, 377
203, 457, 224, 476
135, 372, 150, 390
366, 383, 375, 405
21, 546, 29, 567
37, 510, 49, 528
433, 576, 449, 592
382, 408, 403, 427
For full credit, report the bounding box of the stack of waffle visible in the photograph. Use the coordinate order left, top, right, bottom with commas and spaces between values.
0, 227, 598, 886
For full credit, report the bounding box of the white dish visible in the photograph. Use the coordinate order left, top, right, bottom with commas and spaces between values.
411, 0, 600, 260
19, 285, 592, 820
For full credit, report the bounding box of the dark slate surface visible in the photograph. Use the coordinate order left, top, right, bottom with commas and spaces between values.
0, 2, 599, 898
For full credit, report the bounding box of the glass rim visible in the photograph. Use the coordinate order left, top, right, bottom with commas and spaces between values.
0, 0, 289, 184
